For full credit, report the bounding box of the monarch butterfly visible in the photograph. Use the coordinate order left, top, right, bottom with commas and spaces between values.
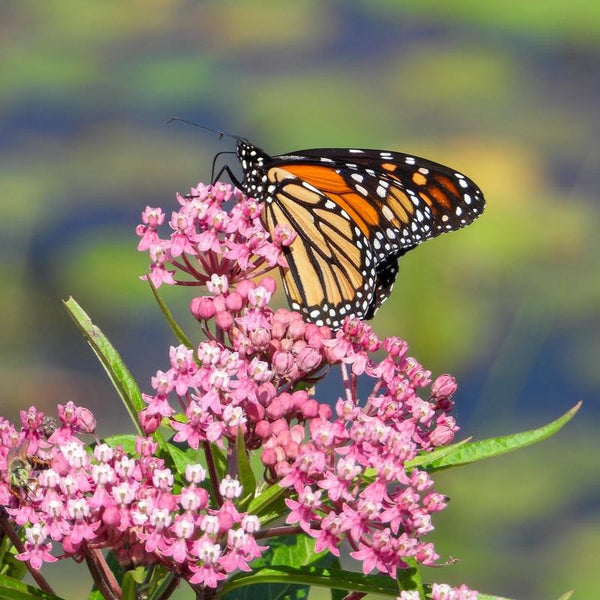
174, 121, 486, 330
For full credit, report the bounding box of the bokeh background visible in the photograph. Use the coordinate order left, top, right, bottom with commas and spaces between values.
1, 1, 599, 598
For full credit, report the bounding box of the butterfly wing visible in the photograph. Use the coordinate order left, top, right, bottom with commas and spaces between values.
262, 166, 376, 329
276, 147, 485, 258
236, 141, 485, 328
263, 148, 484, 324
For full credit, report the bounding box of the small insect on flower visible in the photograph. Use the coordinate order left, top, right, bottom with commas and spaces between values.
6, 444, 51, 499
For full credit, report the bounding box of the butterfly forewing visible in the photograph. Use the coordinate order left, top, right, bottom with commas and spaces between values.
277, 147, 485, 241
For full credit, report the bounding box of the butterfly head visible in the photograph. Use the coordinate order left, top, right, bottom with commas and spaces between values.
236, 140, 270, 200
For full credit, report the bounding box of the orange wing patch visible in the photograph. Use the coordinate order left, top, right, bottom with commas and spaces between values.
277, 164, 350, 193
270, 165, 379, 236
434, 174, 460, 196
387, 187, 414, 223
412, 172, 427, 186
420, 185, 452, 212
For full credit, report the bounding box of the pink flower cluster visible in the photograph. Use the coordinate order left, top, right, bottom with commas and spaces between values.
136, 181, 292, 290
0, 182, 478, 597
280, 329, 452, 571
0, 403, 265, 587
135, 183, 475, 587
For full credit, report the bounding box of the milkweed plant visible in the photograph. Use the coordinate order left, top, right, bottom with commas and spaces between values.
0, 182, 578, 600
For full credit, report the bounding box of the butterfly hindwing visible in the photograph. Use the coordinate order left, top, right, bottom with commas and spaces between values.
262, 167, 376, 329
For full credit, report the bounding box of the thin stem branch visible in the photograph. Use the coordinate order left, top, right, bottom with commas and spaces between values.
203, 441, 223, 507
254, 525, 303, 540
84, 545, 122, 600
342, 593, 367, 600
340, 363, 353, 402
155, 572, 181, 600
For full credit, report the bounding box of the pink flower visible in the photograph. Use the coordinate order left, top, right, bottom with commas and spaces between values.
16, 524, 57, 569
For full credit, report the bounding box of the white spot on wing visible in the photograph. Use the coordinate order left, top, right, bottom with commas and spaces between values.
382, 205, 395, 221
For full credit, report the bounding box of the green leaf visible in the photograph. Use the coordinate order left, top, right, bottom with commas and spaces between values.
121, 571, 137, 600
397, 557, 424, 598
428, 402, 582, 471
63, 297, 168, 453
165, 442, 195, 476
146, 278, 193, 348
0, 574, 66, 600
224, 566, 515, 600
0, 535, 24, 580
211, 444, 228, 479
556, 592, 574, 600
247, 483, 287, 523
258, 535, 324, 569
221, 566, 398, 597
326, 556, 345, 600
144, 566, 177, 600
102, 434, 138, 455
236, 430, 256, 511
63, 297, 144, 434
0, 553, 27, 581
405, 437, 472, 471
221, 536, 338, 600
128, 567, 146, 584
0, 533, 9, 569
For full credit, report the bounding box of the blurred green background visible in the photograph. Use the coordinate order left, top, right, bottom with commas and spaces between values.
1, 1, 599, 598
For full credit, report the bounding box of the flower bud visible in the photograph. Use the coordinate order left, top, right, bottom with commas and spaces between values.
102, 505, 121, 527
261, 447, 277, 466
213, 295, 227, 312
254, 420, 271, 439
215, 311, 234, 330
225, 292, 243, 311
301, 399, 320, 419
297, 346, 322, 372
236, 279, 255, 298
431, 374, 457, 398
259, 276, 277, 294
273, 351, 294, 375
190, 297, 216, 320
139, 408, 161, 434
75, 407, 96, 433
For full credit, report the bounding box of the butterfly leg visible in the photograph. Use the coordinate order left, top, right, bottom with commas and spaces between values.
212, 164, 243, 190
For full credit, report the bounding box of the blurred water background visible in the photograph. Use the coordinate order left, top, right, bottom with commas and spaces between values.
1, 2, 599, 598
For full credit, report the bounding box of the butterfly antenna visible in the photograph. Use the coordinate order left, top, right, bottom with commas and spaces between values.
167, 117, 244, 142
